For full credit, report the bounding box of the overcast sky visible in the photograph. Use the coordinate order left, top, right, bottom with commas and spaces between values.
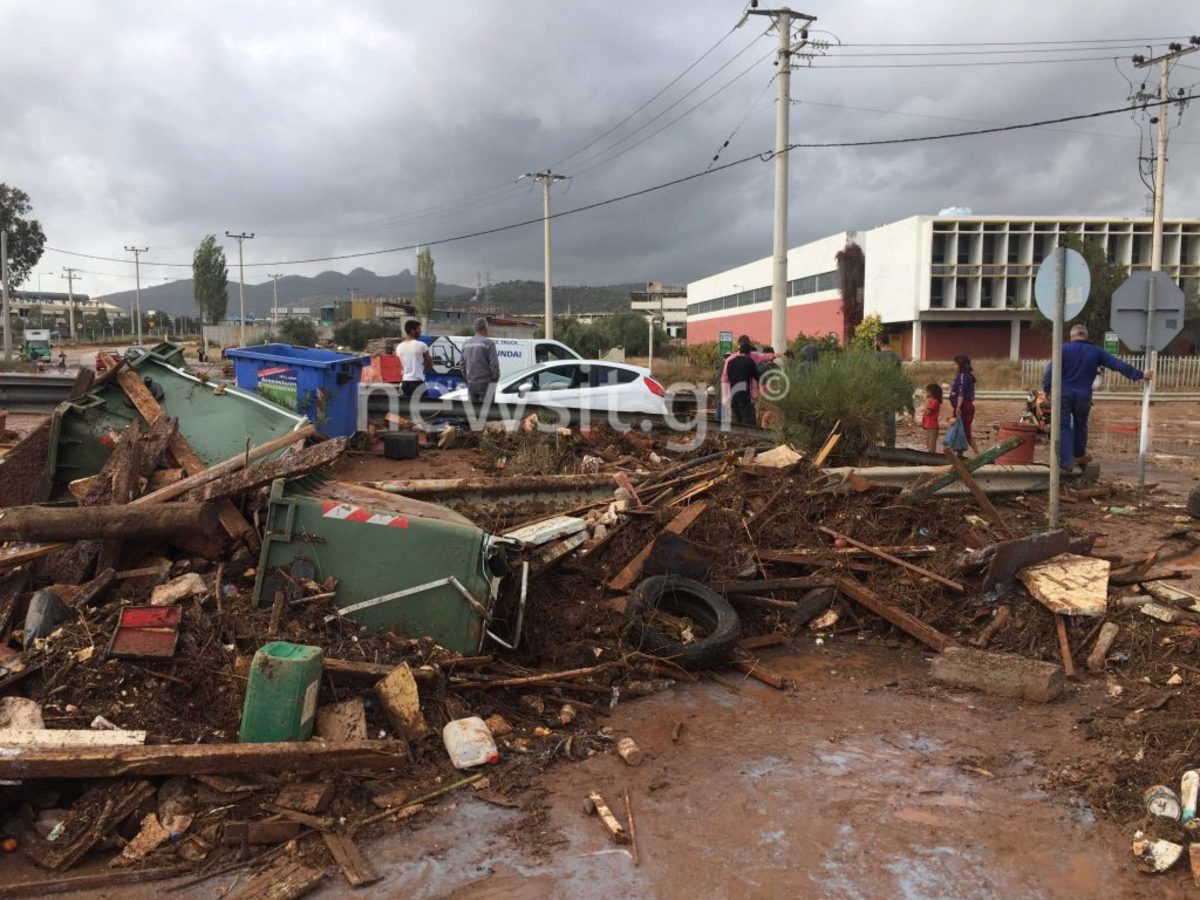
2, 0, 1198, 299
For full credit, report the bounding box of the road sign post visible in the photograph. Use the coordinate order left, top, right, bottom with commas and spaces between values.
1035, 247, 1090, 529
1110, 270, 1186, 491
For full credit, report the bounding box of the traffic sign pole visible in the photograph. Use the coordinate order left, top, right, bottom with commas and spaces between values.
1048, 246, 1065, 528
1136, 277, 1156, 492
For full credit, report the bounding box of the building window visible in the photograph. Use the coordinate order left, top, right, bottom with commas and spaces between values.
982, 235, 996, 264
1005, 280, 1016, 308
957, 237, 971, 264
930, 278, 944, 308
981, 280, 995, 308
1031, 235, 1046, 264
954, 281, 968, 308
1132, 235, 1145, 265
932, 235, 946, 264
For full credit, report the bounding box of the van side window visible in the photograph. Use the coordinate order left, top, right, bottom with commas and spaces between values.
536, 342, 574, 363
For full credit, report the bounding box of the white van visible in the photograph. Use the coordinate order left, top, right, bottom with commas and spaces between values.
430, 336, 580, 379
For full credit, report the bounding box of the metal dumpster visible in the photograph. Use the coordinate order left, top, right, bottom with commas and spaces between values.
252, 479, 515, 655
43, 342, 306, 497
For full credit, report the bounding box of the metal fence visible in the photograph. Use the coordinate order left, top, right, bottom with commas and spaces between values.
1020, 355, 1200, 392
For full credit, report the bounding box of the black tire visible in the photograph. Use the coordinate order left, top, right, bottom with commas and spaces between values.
622, 575, 741, 670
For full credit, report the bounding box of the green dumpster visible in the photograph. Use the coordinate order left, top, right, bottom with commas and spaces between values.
253, 480, 512, 655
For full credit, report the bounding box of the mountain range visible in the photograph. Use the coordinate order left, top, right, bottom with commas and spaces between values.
96, 268, 641, 318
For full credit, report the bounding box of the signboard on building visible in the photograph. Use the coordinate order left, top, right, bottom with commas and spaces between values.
718, 330, 734, 356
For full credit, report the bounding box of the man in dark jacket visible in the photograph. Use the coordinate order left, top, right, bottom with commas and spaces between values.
726, 341, 759, 426
462, 317, 501, 404
1043, 324, 1153, 470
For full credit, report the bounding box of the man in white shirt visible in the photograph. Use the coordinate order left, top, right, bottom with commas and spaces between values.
395, 319, 433, 398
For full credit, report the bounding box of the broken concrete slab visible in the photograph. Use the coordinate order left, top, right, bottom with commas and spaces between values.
931, 646, 1065, 703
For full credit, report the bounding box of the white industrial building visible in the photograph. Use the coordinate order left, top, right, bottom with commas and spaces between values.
687, 214, 1200, 360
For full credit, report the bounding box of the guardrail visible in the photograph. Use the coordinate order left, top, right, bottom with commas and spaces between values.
1021, 355, 1200, 391
0, 373, 78, 413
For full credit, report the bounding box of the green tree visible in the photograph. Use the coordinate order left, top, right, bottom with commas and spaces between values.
0, 184, 47, 289
851, 313, 885, 351
95, 307, 110, 335
279, 317, 318, 347
1032, 236, 1128, 343
415, 248, 437, 318
192, 235, 229, 325
333, 319, 389, 351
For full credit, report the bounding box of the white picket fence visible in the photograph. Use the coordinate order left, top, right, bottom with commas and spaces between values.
1020, 355, 1200, 392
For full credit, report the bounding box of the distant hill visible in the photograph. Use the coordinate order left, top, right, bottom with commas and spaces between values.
97, 267, 472, 318
98, 269, 642, 318
445, 280, 642, 315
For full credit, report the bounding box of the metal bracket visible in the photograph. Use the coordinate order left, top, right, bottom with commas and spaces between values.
485, 561, 528, 651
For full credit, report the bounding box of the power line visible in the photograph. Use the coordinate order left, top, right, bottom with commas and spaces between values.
45, 95, 1198, 272
814, 55, 1125, 69
823, 44, 1172, 57
837, 36, 1189, 48
550, 24, 739, 169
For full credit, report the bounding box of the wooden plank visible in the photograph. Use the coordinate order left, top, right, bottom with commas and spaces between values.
276, 782, 335, 815
818, 526, 965, 594
137, 415, 179, 476
0, 503, 219, 542
223, 821, 303, 845
503, 515, 588, 546
812, 431, 841, 469
941, 447, 1014, 538
758, 545, 937, 564
835, 578, 954, 652
586, 791, 628, 844
737, 633, 787, 651
983, 529, 1097, 590
534, 530, 589, 570
229, 860, 325, 900
1017, 553, 1110, 617
323, 831, 381, 888
0, 866, 189, 898
111, 364, 262, 548
731, 658, 786, 689
608, 501, 708, 592
24, 778, 155, 872
0, 728, 146, 747
712, 577, 833, 593
183, 437, 346, 503
1054, 614, 1077, 679
0, 740, 407, 780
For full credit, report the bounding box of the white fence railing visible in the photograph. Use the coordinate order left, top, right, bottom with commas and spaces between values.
1020, 355, 1200, 392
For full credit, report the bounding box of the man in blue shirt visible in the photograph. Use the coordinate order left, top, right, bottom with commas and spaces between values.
1043, 324, 1153, 471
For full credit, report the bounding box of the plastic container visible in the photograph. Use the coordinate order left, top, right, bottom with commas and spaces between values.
1144, 784, 1182, 821
1182, 770, 1199, 822
225, 344, 368, 438
442, 716, 500, 769
239, 641, 325, 743
995, 422, 1038, 465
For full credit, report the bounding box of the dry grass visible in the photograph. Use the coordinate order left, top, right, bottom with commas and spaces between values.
905, 359, 1022, 391
627, 356, 713, 387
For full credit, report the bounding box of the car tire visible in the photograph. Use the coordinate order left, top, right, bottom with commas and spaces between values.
622, 575, 741, 670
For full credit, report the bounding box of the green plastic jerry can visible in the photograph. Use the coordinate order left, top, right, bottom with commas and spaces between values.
239, 641, 324, 743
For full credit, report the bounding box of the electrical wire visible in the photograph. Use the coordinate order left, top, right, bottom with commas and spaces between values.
563, 28, 772, 175
813, 55, 1126, 69
43, 94, 1198, 272
837, 37, 1189, 48
707, 75, 777, 171
822, 44, 1168, 57
550, 23, 739, 169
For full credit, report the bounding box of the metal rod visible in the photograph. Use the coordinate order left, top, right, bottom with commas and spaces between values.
1048, 245, 1066, 528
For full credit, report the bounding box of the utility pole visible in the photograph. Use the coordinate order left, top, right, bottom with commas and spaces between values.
61, 268, 81, 342
225, 231, 255, 347
746, 6, 816, 352
124, 245, 148, 345
1, 231, 10, 363
269, 273, 283, 324
1132, 37, 1198, 489
519, 171, 567, 341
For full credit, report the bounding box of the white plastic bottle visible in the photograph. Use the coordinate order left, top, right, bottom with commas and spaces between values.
443, 716, 500, 769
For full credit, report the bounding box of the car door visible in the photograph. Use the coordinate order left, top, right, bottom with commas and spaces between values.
520, 363, 584, 409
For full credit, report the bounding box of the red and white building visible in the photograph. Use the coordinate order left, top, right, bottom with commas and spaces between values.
687, 214, 1200, 360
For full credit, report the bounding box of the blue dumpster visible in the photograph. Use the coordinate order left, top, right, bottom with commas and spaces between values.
225, 344, 368, 437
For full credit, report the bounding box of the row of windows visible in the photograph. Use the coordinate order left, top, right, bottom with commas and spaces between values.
688, 270, 838, 315
933, 233, 1200, 268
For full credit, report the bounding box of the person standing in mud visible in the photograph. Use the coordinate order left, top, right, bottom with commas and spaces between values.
725, 340, 760, 426
874, 333, 902, 448
948, 354, 979, 456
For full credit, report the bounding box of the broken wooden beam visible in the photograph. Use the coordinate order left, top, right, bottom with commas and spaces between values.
818, 526, 964, 594
710, 577, 834, 594
835, 578, 954, 652
731, 658, 787, 689
941, 447, 1014, 538
758, 545, 937, 564
608, 501, 708, 592
183, 437, 346, 503
0, 503, 219, 543
930, 646, 1065, 703
0, 740, 407, 780
586, 791, 628, 844
0, 866, 190, 899
1054, 615, 1077, 679
323, 831, 381, 888
969, 605, 1011, 649
1086, 622, 1120, 672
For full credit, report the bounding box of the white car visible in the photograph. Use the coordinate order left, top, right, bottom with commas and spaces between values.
443, 360, 669, 415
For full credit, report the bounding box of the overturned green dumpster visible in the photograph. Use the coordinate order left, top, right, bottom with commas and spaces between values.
43, 342, 306, 497
252, 479, 518, 655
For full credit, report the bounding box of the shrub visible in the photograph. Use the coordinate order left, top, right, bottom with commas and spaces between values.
766, 349, 914, 463
279, 317, 318, 347
851, 313, 884, 351
684, 341, 720, 370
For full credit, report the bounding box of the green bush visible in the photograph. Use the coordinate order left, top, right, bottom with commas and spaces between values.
279, 317, 318, 347
684, 341, 720, 370
766, 349, 914, 463
787, 332, 842, 357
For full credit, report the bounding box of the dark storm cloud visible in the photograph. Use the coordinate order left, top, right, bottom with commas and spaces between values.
0, 0, 1196, 298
